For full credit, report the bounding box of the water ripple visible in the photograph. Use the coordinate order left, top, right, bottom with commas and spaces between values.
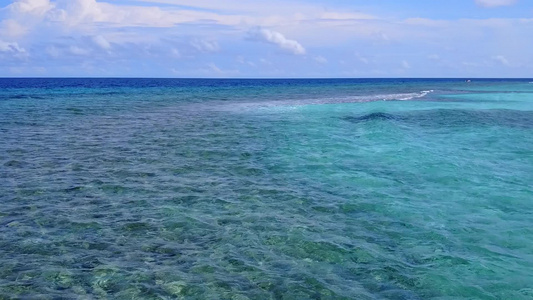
1, 79, 532, 299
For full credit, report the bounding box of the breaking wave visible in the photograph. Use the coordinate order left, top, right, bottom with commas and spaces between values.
298, 90, 435, 104
352, 90, 434, 102
218, 90, 435, 112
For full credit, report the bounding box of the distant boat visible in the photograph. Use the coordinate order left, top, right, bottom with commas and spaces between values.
466, 80, 471, 83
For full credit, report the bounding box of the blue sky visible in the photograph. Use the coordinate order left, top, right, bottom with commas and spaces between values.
0, 0, 532, 77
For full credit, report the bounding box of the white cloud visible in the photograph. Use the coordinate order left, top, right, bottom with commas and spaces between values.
0, 40, 28, 59
206, 63, 222, 73
92, 35, 111, 50
404, 18, 449, 27
474, 0, 517, 8
171, 48, 181, 58
6, 0, 241, 29
248, 29, 306, 55
8, 0, 54, 15
69, 45, 90, 55
259, 58, 271, 65
236, 56, 256, 67
190, 39, 219, 53
492, 55, 510, 66
49, 0, 108, 25
46, 45, 61, 58
462, 61, 483, 67
0, 41, 26, 53
313, 56, 327, 64
0, 20, 28, 37
355, 53, 369, 64
200, 63, 239, 77
0, 0, 531, 77
320, 12, 376, 21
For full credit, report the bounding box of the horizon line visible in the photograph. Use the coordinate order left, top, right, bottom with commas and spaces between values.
0, 77, 532, 80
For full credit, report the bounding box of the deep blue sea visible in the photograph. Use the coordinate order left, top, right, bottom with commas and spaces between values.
0, 78, 532, 299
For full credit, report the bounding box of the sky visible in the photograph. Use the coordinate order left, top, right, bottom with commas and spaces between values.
0, 0, 532, 78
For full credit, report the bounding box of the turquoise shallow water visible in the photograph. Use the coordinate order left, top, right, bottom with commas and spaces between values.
0, 78, 532, 299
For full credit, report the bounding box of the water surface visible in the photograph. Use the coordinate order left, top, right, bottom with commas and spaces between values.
1, 78, 532, 299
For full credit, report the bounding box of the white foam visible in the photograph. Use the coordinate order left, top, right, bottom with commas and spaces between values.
343, 90, 434, 102
214, 90, 435, 113
399, 90, 434, 100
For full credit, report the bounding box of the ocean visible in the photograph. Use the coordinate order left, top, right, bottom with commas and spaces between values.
0, 78, 532, 299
